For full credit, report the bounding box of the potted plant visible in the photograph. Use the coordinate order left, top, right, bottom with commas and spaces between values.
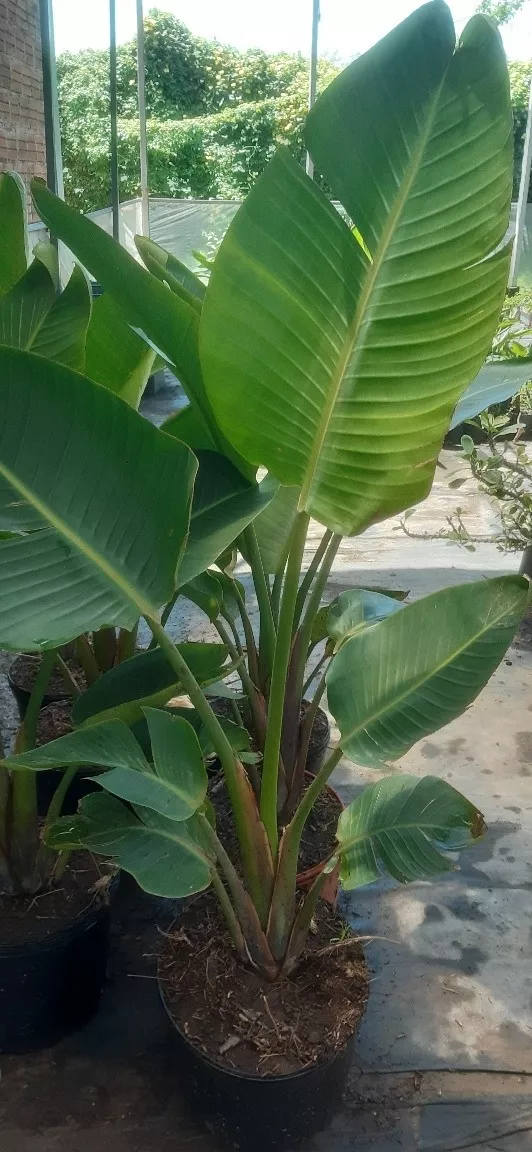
13, 2, 527, 1145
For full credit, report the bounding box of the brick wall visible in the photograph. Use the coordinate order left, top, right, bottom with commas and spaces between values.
0, 0, 46, 208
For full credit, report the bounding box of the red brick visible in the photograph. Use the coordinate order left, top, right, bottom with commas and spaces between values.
0, 0, 45, 210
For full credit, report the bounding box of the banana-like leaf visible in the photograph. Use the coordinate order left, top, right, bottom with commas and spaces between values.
327, 588, 403, 651
31, 180, 213, 433
136, 235, 205, 311
0, 259, 55, 348
450, 361, 532, 429
85, 292, 156, 408
162, 403, 217, 452
327, 576, 528, 767
178, 451, 274, 587
72, 643, 231, 727
31, 265, 91, 371
4, 719, 149, 773
241, 483, 299, 574
200, 8, 512, 535
0, 347, 196, 648
337, 774, 485, 889
0, 172, 27, 295
44, 792, 212, 898
98, 710, 207, 822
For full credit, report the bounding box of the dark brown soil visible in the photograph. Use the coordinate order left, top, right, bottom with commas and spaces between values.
211, 775, 342, 876
159, 892, 368, 1077
210, 696, 330, 762
9, 654, 86, 699
35, 701, 73, 746
0, 854, 114, 948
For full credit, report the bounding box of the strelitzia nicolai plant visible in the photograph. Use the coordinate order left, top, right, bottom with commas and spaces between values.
3, 2, 528, 976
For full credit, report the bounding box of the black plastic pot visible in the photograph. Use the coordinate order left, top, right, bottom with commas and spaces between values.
159, 980, 355, 1152
8, 663, 69, 721
0, 882, 116, 1054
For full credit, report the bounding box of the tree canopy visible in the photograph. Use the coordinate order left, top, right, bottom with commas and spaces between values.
57, 8, 531, 213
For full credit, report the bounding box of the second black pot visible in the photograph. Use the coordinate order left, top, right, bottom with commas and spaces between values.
0, 880, 116, 1054
159, 980, 354, 1152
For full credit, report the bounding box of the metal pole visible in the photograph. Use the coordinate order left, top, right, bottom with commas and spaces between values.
136, 0, 149, 236
305, 0, 320, 178
39, 0, 64, 198
509, 79, 532, 287
109, 0, 120, 241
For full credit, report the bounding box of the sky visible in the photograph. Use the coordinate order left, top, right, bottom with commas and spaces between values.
52, 0, 532, 61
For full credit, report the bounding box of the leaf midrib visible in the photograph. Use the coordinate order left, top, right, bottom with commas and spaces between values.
337, 599, 517, 747
0, 460, 156, 619
298, 73, 446, 512
104, 765, 204, 818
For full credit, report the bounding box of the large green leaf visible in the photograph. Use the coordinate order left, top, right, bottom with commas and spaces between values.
97, 708, 208, 821
178, 451, 274, 587
327, 576, 528, 767
31, 265, 91, 371
0, 259, 55, 348
337, 774, 485, 889
45, 792, 212, 898
72, 643, 231, 727
4, 719, 149, 773
0, 172, 27, 295
450, 361, 532, 429
327, 588, 404, 651
162, 403, 217, 453
31, 180, 212, 430
136, 235, 205, 312
0, 347, 196, 649
200, 7, 512, 535
85, 292, 156, 408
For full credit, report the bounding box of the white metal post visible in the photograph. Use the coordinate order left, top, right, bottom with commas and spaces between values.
136, 0, 150, 237
509, 78, 532, 287
305, 0, 320, 179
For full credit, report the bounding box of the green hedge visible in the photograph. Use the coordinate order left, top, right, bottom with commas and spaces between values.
61, 93, 309, 211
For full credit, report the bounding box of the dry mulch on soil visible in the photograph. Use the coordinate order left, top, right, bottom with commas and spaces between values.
0, 854, 113, 948
159, 892, 369, 1077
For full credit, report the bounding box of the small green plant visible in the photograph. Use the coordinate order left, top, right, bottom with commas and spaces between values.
1, 2, 524, 979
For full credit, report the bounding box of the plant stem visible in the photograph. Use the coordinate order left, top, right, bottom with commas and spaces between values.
284, 669, 328, 819
293, 528, 332, 631
215, 618, 269, 756
210, 868, 247, 958
35, 763, 79, 884
146, 615, 270, 914
293, 534, 341, 703
291, 746, 343, 841
243, 525, 276, 664
271, 537, 292, 627
260, 512, 309, 856
234, 584, 260, 688
302, 651, 329, 698
198, 813, 277, 977
55, 654, 81, 697
116, 622, 138, 663
20, 649, 57, 753
11, 649, 57, 891
76, 634, 100, 686
92, 627, 117, 673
